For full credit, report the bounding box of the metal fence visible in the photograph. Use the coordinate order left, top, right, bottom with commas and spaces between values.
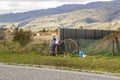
58, 28, 115, 40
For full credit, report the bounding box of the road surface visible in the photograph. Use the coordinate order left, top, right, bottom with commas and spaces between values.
0, 63, 120, 80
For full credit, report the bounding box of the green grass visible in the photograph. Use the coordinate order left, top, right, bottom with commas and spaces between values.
0, 39, 120, 74
0, 51, 120, 74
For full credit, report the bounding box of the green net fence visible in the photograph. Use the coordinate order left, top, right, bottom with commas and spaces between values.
58, 38, 120, 55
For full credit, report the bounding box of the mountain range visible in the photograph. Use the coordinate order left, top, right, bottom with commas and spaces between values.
0, 0, 120, 31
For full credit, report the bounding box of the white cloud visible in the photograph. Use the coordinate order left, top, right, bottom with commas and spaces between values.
0, 1, 64, 14
0, 0, 113, 1
0, 0, 113, 14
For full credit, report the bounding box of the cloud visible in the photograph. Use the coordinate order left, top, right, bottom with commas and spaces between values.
0, 0, 113, 2
0, 1, 65, 14
0, 0, 113, 14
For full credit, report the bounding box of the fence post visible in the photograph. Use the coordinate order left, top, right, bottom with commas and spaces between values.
75, 29, 77, 39
58, 27, 60, 40
101, 30, 104, 38
85, 29, 87, 39
63, 28, 64, 40
94, 30, 96, 39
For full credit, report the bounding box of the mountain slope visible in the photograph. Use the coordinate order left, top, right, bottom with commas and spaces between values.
1, 0, 120, 31
0, 4, 85, 22
0, 0, 119, 23
20, 3, 120, 30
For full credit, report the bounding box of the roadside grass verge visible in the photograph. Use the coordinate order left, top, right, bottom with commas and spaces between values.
0, 51, 120, 74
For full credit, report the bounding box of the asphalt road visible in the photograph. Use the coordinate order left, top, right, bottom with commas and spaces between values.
0, 63, 120, 80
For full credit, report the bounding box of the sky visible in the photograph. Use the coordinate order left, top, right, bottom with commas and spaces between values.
0, 0, 113, 14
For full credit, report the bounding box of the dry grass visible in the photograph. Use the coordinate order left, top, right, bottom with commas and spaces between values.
84, 39, 119, 55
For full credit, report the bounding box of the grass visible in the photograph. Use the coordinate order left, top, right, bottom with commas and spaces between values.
0, 51, 120, 74
0, 39, 120, 74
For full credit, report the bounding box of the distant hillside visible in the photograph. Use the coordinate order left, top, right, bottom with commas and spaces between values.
0, 0, 120, 31
0, 0, 119, 23
0, 4, 85, 22
20, 2, 120, 31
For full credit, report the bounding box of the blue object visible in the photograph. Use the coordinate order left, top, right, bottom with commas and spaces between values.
79, 50, 84, 57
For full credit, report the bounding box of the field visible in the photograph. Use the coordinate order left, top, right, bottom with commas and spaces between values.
0, 33, 120, 74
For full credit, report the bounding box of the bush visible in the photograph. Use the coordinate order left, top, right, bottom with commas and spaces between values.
12, 26, 32, 47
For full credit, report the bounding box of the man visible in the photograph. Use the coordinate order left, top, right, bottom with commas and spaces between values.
49, 35, 57, 56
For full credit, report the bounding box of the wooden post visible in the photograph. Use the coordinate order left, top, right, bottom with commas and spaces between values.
115, 36, 120, 55
58, 27, 61, 40
112, 38, 115, 56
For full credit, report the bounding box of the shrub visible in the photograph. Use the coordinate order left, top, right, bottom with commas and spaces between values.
12, 26, 32, 47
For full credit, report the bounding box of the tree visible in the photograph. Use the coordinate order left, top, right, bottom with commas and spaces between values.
12, 24, 33, 47
79, 26, 83, 29
42, 28, 46, 32
117, 27, 120, 31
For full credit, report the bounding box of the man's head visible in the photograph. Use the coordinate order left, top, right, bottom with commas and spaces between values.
53, 37, 56, 41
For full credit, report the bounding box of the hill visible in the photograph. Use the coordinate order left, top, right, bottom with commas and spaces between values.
20, 1, 120, 30
0, 0, 120, 30
0, 0, 119, 23
0, 4, 86, 22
